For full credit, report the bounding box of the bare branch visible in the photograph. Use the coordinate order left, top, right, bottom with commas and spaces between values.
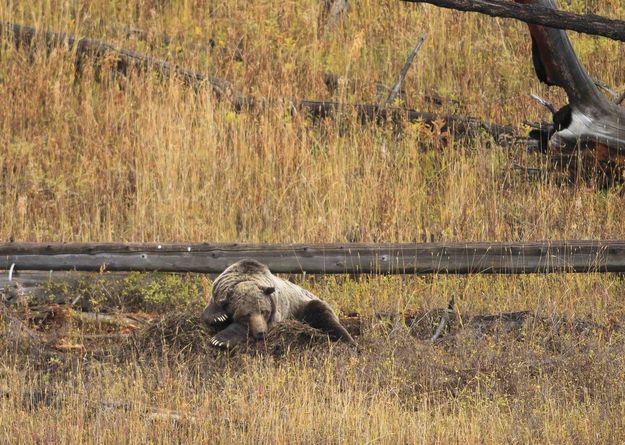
385, 33, 427, 106
529, 93, 557, 115
430, 296, 455, 343
401, 0, 625, 41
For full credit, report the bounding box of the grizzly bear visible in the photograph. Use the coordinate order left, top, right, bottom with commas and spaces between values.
202, 259, 355, 348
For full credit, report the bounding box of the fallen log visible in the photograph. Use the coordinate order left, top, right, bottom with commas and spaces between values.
516, 0, 625, 175
69, 310, 146, 329
118, 24, 244, 62
400, 0, 625, 177
1, 241, 625, 274
0, 271, 133, 304
401, 0, 625, 41
296, 100, 518, 142
0, 21, 522, 144
0, 21, 238, 101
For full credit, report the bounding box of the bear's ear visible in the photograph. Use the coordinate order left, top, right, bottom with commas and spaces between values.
260, 286, 275, 295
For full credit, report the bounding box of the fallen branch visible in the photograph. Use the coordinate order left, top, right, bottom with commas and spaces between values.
100, 399, 198, 423
322, 71, 461, 108
118, 24, 244, 62
0, 21, 239, 101
430, 296, 455, 342
401, 0, 625, 42
25, 305, 146, 330
296, 99, 519, 142
70, 310, 146, 329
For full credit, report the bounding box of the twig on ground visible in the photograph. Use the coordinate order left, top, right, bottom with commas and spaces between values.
430, 296, 455, 343
100, 399, 198, 423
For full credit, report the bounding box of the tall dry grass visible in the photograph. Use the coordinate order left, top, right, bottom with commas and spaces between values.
1, 0, 625, 243
3, 0, 625, 443
2, 272, 625, 444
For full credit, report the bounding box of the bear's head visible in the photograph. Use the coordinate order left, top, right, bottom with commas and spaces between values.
229, 281, 276, 340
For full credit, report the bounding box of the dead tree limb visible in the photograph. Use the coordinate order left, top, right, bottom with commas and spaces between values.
0, 21, 239, 101
517, 0, 625, 168
385, 32, 427, 106
296, 100, 518, 141
100, 400, 198, 423
69, 310, 146, 329
430, 296, 455, 342
118, 25, 244, 62
400, 0, 625, 170
401, 0, 625, 42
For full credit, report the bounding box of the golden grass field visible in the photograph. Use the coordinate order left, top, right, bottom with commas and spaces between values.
2, 0, 625, 443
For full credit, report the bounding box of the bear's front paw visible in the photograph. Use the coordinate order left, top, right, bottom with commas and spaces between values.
202, 300, 230, 325
210, 322, 248, 349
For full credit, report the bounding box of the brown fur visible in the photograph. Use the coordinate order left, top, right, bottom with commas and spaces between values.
203, 259, 356, 349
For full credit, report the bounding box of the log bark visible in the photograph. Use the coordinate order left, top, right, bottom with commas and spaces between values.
2, 241, 625, 274
401, 0, 625, 41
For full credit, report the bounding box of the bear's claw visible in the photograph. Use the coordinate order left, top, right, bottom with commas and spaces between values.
209, 322, 248, 349
210, 337, 226, 348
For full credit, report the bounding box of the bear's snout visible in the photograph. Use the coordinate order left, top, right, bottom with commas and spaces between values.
248, 313, 268, 340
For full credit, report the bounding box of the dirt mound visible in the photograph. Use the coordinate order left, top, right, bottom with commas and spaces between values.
130, 311, 217, 356
124, 311, 351, 362
257, 319, 340, 356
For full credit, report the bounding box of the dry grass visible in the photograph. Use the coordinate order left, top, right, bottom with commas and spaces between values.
3, 0, 625, 443
1, 0, 625, 242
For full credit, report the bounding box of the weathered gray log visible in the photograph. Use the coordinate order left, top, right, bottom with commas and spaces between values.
71, 310, 146, 329
0, 271, 132, 302
2, 241, 625, 274
0, 270, 130, 289
401, 0, 625, 41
